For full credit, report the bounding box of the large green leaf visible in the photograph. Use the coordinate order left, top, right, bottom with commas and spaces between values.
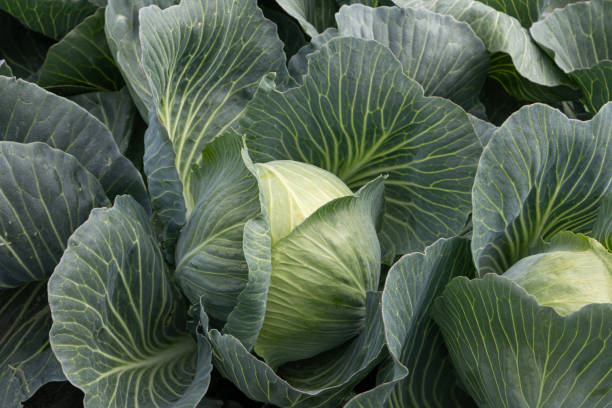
433, 274, 612, 408
48, 196, 212, 408
381, 238, 476, 407
0, 142, 109, 287
472, 103, 612, 275
289, 5, 489, 113
531, 0, 612, 113
0, 11, 54, 80
142, 112, 186, 262
274, 0, 337, 37
70, 88, 137, 154
243, 37, 481, 259
0, 77, 148, 208
140, 0, 289, 200
594, 193, 612, 252
105, 0, 178, 119
474, 0, 575, 28
0, 282, 65, 407
393, 0, 572, 100
209, 292, 387, 407
38, 8, 123, 94
175, 134, 259, 322
0, 0, 96, 40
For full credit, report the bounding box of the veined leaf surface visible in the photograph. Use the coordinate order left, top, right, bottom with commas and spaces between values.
175, 134, 259, 322
472, 103, 612, 275
0, 282, 64, 407
140, 0, 289, 199
244, 37, 481, 259
0, 142, 109, 287
0, 0, 96, 40
0, 77, 148, 208
433, 274, 612, 408
381, 238, 476, 407
48, 196, 212, 408
531, 0, 612, 113
38, 8, 124, 94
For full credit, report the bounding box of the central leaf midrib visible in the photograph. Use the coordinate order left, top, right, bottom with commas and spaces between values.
87, 335, 195, 384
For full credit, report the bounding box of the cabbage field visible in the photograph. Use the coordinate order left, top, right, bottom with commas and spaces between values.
1, 0, 611, 407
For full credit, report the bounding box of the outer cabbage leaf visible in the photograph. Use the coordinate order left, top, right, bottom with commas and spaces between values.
0, 282, 65, 407
209, 292, 387, 408
38, 8, 123, 94
290, 5, 489, 113
105, 0, 178, 118
381, 238, 476, 407
433, 274, 612, 408
244, 37, 481, 260
48, 196, 212, 408
593, 193, 612, 251
474, 0, 575, 28
140, 0, 289, 204
0, 77, 148, 208
175, 133, 259, 322
531, 0, 612, 113
394, 0, 574, 102
0, 0, 96, 40
472, 103, 612, 275
0, 142, 109, 287
143, 111, 185, 261
70, 88, 137, 154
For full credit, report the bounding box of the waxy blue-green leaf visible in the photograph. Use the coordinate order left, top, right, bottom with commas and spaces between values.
48, 196, 212, 408
0, 0, 96, 40
143, 111, 186, 262
244, 37, 481, 259
393, 0, 572, 101
0, 142, 109, 287
70, 88, 137, 154
468, 114, 496, 147
0, 11, 54, 80
381, 238, 476, 408
0, 77, 148, 208
433, 274, 612, 408
175, 133, 259, 322
140, 0, 289, 199
593, 193, 612, 251
105, 0, 177, 119
38, 8, 123, 94
472, 103, 612, 275
531, 0, 612, 113
209, 292, 386, 408
0, 282, 65, 408
289, 5, 489, 113
474, 0, 575, 28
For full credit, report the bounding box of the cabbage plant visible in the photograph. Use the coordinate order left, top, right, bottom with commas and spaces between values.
206, 155, 390, 406
432, 103, 612, 408
2, 0, 612, 406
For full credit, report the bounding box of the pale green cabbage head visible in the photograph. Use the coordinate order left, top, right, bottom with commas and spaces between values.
504, 233, 612, 316
254, 160, 353, 244
249, 159, 382, 368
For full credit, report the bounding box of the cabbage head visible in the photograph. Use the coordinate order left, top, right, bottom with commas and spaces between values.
504, 233, 612, 315
251, 160, 381, 367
